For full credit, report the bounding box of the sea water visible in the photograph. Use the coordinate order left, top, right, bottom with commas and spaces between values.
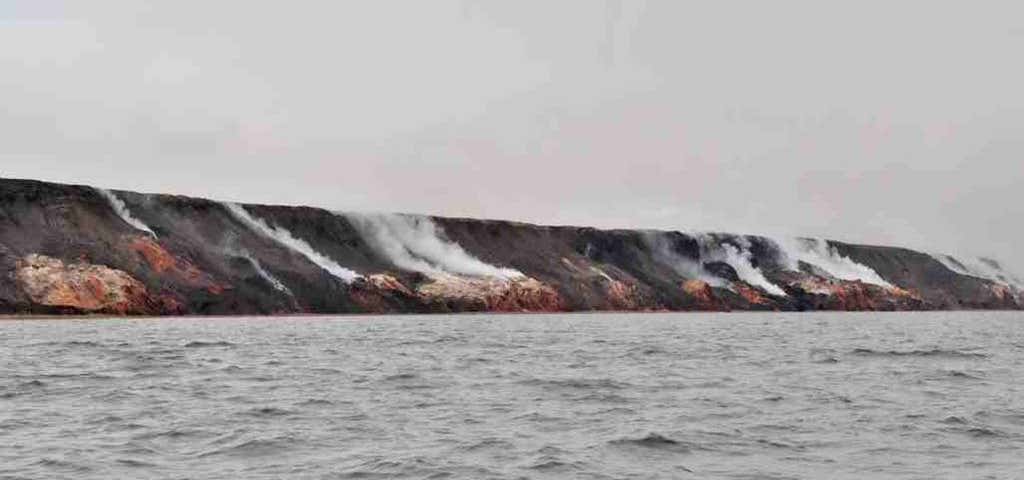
2, 312, 1022, 479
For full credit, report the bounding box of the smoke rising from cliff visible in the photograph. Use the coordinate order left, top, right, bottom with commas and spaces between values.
697, 235, 787, 296
96, 189, 157, 238
933, 253, 1023, 288
233, 248, 293, 296
720, 244, 787, 297
345, 213, 523, 279
777, 238, 892, 287
643, 233, 727, 287
2, 2, 1023, 275
224, 203, 360, 283
219, 231, 296, 300
933, 254, 971, 276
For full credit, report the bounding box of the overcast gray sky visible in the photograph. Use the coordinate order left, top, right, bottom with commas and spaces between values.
2, 1, 1022, 271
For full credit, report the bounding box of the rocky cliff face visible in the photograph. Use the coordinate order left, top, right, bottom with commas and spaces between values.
1, 178, 1020, 315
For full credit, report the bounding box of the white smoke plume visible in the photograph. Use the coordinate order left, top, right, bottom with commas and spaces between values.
589, 266, 614, 282
240, 250, 293, 296
777, 237, 892, 288
933, 253, 971, 276
644, 232, 727, 287
971, 258, 1024, 288
96, 188, 157, 238
719, 243, 788, 296
224, 203, 360, 283
698, 235, 787, 296
934, 253, 1023, 288
344, 212, 523, 279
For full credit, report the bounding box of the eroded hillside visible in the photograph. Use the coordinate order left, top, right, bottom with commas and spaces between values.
1, 178, 1019, 315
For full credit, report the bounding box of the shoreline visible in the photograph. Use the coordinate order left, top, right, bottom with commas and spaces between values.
2, 309, 1022, 322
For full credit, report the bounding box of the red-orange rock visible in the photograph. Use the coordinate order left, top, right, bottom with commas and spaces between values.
15, 254, 154, 314
682, 279, 725, 310
368, 274, 415, 297
601, 279, 641, 310
128, 237, 225, 293
130, 237, 177, 273
734, 284, 770, 305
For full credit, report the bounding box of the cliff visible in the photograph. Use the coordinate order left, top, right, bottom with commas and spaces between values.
0, 178, 1020, 315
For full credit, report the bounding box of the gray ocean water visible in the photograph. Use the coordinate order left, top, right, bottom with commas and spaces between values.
2, 312, 1023, 479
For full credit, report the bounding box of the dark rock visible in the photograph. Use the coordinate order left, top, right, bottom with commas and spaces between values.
0, 177, 1019, 315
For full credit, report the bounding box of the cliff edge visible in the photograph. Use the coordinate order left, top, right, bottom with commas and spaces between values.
1, 178, 1019, 315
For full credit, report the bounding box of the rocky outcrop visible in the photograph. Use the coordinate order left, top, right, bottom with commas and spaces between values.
680, 280, 726, 311
416, 276, 565, 312
14, 254, 154, 314
0, 177, 1020, 315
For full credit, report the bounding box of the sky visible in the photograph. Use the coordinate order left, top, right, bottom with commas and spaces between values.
1, 1, 1022, 272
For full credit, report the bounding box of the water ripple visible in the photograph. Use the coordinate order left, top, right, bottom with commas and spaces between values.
1, 311, 1022, 479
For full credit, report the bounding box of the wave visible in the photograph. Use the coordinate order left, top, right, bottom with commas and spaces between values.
39, 340, 105, 349
527, 459, 580, 471
966, 426, 1007, 438
225, 203, 359, 283
0, 379, 47, 398
609, 433, 693, 453
134, 428, 210, 441
33, 457, 94, 473
519, 377, 632, 390
809, 348, 840, 364
344, 212, 522, 279
29, 372, 115, 381
114, 458, 159, 468
383, 373, 419, 381
943, 370, 983, 380
462, 438, 515, 452
184, 340, 235, 348
242, 407, 294, 417
941, 415, 969, 424
577, 392, 633, 403
849, 348, 988, 359
380, 372, 437, 390
195, 436, 298, 458
755, 438, 806, 451
514, 411, 567, 423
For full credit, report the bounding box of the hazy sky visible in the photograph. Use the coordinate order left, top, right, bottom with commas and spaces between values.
2, 1, 1022, 271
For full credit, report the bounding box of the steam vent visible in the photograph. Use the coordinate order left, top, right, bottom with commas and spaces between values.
1, 178, 1021, 315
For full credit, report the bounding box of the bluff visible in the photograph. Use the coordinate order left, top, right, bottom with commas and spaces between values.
0, 178, 1020, 315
